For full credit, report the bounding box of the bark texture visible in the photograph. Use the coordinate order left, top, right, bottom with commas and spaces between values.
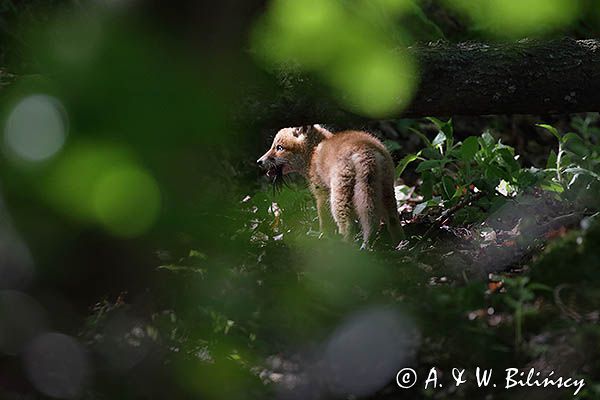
241, 38, 600, 128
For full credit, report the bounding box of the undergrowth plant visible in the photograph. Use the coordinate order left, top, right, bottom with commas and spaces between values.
502, 276, 551, 348
404, 116, 600, 219
536, 122, 600, 203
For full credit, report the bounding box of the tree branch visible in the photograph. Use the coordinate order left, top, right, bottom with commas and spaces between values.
241, 38, 600, 128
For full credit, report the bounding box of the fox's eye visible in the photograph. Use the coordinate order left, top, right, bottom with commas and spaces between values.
276, 145, 284, 151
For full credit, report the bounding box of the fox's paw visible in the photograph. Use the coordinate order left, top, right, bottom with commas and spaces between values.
359, 242, 374, 251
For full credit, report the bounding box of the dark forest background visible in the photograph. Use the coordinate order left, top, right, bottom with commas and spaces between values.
1, 1, 600, 399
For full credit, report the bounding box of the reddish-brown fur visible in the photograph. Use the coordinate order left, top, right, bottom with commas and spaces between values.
258, 125, 403, 248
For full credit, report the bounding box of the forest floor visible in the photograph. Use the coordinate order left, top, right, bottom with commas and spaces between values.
79, 115, 600, 400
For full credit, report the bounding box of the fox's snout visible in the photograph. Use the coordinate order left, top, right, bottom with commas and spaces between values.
256, 152, 273, 168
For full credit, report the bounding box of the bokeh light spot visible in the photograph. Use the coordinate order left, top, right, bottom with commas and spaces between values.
46, 142, 135, 221
24, 332, 90, 399
262, 0, 343, 68
0, 239, 34, 290
92, 166, 161, 237
96, 312, 152, 372
0, 225, 35, 290
4, 94, 67, 162
329, 50, 416, 117
252, 0, 416, 117
449, 0, 579, 38
0, 291, 47, 355
323, 307, 419, 397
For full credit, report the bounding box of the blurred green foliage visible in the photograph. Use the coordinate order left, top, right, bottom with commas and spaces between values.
42, 141, 160, 237
250, 0, 600, 120
446, 0, 581, 38
251, 0, 418, 117
0, 1, 600, 399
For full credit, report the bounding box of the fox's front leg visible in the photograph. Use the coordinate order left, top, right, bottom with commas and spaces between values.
312, 185, 334, 236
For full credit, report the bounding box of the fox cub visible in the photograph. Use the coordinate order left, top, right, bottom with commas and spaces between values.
258, 125, 404, 248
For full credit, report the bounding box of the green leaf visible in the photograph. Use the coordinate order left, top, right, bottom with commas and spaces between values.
563, 134, 588, 157
421, 171, 434, 200
189, 249, 207, 259
427, 117, 453, 147
432, 131, 446, 147
427, 196, 443, 207
562, 132, 582, 143
422, 147, 443, 160
546, 150, 558, 169
540, 181, 564, 193
527, 283, 553, 292
563, 167, 600, 180
460, 136, 479, 161
497, 148, 520, 172
441, 175, 456, 200
426, 117, 448, 130
396, 152, 420, 178
481, 131, 495, 148
485, 163, 508, 181
416, 159, 444, 172
517, 167, 544, 187
409, 127, 432, 147
451, 185, 464, 200
536, 124, 561, 142
413, 202, 428, 217
446, 147, 462, 159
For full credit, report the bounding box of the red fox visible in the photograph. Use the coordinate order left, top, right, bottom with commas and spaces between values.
257, 125, 404, 248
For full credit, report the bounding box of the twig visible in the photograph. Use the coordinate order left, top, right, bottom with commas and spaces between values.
436, 191, 486, 224
420, 191, 486, 241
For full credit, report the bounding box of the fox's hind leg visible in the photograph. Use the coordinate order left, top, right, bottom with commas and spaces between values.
352, 156, 381, 249
311, 185, 334, 236
330, 175, 355, 241
354, 179, 380, 249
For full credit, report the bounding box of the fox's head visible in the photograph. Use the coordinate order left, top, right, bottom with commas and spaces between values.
257, 124, 331, 180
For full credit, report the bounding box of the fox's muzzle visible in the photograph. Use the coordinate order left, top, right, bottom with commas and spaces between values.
257, 151, 274, 168
257, 151, 285, 179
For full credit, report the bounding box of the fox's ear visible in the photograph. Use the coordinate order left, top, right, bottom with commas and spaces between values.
294, 125, 315, 137
292, 125, 311, 138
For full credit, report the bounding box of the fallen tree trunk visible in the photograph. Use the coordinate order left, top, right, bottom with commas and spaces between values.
242, 38, 600, 128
